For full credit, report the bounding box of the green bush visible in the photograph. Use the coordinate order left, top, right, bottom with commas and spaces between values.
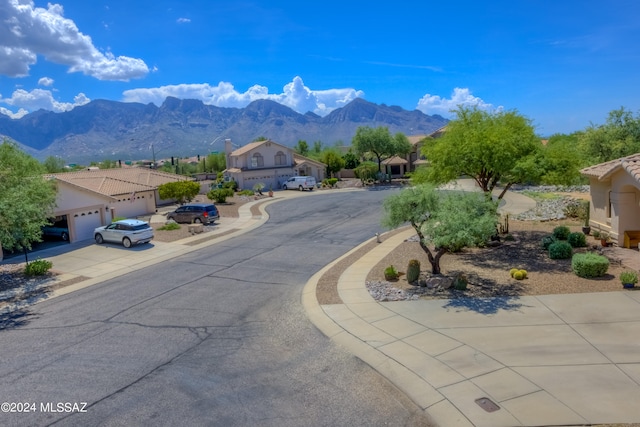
158, 222, 181, 231
238, 189, 254, 196
620, 270, 638, 284
552, 226, 571, 240
549, 241, 573, 259
223, 180, 238, 191
567, 232, 587, 248
208, 188, 234, 203
513, 270, 525, 280
541, 235, 556, 250
572, 253, 609, 278
406, 259, 420, 283
510, 268, 519, 277
24, 258, 53, 276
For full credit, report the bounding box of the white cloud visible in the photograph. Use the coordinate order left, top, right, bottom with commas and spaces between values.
177, 17, 191, 24
38, 76, 54, 86
0, 0, 149, 81
0, 106, 28, 119
122, 76, 365, 116
0, 88, 90, 114
416, 88, 500, 116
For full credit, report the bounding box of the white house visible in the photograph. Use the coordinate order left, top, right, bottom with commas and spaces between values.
224, 139, 326, 190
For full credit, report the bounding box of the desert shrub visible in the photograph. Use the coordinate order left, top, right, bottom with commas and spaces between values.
572, 253, 609, 278
252, 182, 265, 194
238, 189, 254, 196
567, 232, 587, 248
406, 259, 421, 283
541, 235, 556, 250
158, 222, 180, 231
513, 270, 525, 280
509, 268, 519, 277
24, 258, 53, 276
327, 178, 338, 187
354, 162, 378, 183
384, 265, 398, 281
552, 226, 571, 240
549, 241, 573, 259
223, 180, 238, 191
208, 188, 234, 203
563, 199, 583, 219
620, 270, 638, 284
112, 216, 127, 222
519, 269, 528, 278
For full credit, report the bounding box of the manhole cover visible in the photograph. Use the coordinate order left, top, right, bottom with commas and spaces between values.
475, 397, 500, 412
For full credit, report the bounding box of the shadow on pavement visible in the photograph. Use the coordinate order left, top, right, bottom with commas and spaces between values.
0, 309, 37, 330
443, 295, 526, 315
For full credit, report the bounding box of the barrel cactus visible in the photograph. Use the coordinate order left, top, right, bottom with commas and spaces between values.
406, 259, 421, 284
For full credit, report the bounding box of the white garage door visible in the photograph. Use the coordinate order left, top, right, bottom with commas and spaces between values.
73, 210, 104, 241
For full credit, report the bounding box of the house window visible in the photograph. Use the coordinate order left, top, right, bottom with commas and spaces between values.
275, 151, 286, 166
251, 153, 264, 168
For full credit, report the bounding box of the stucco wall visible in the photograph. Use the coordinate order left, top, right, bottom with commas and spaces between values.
589, 170, 640, 243
236, 143, 292, 170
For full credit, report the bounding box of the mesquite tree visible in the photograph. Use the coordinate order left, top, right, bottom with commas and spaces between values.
382, 184, 498, 274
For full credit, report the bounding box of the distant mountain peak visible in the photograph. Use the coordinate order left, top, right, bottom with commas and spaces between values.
0, 97, 448, 162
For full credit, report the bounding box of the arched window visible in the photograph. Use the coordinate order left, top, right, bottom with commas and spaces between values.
251, 152, 264, 168
275, 151, 286, 166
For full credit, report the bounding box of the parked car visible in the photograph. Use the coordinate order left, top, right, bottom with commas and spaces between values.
42, 217, 69, 241
166, 203, 220, 225
281, 176, 316, 191
94, 219, 154, 248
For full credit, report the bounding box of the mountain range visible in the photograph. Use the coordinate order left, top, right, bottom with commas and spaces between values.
0, 97, 448, 163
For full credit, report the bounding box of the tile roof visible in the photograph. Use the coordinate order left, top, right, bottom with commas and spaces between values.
407, 135, 428, 146
230, 139, 291, 157
55, 176, 155, 196
580, 153, 640, 183
381, 155, 408, 165
293, 153, 325, 167
47, 167, 190, 197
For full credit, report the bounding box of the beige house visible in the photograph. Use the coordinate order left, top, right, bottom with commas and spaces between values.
404, 126, 448, 173
224, 139, 325, 190
581, 154, 640, 246
47, 167, 191, 242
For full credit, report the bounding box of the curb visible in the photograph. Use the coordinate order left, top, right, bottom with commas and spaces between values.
301, 227, 452, 427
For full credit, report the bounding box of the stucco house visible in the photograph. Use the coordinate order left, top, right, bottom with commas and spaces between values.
581, 154, 640, 246
403, 126, 448, 174
224, 139, 325, 190
46, 167, 191, 242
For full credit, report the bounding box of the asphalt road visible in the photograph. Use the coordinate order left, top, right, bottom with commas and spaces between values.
0, 189, 432, 427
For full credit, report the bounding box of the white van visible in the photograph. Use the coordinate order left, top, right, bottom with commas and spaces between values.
281, 176, 316, 191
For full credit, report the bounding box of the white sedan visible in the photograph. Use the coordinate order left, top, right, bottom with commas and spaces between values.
94, 219, 154, 248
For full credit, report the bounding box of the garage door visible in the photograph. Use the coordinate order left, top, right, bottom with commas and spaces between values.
72, 210, 104, 241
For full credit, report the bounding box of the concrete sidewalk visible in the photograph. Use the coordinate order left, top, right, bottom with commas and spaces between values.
302, 186, 640, 427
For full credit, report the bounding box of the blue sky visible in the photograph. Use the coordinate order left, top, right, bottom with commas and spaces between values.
1, 0, 639, 136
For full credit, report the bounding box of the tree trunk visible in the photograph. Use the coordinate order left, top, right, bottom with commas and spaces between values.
496, 182, 513, 200
413, 223, 440, 274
